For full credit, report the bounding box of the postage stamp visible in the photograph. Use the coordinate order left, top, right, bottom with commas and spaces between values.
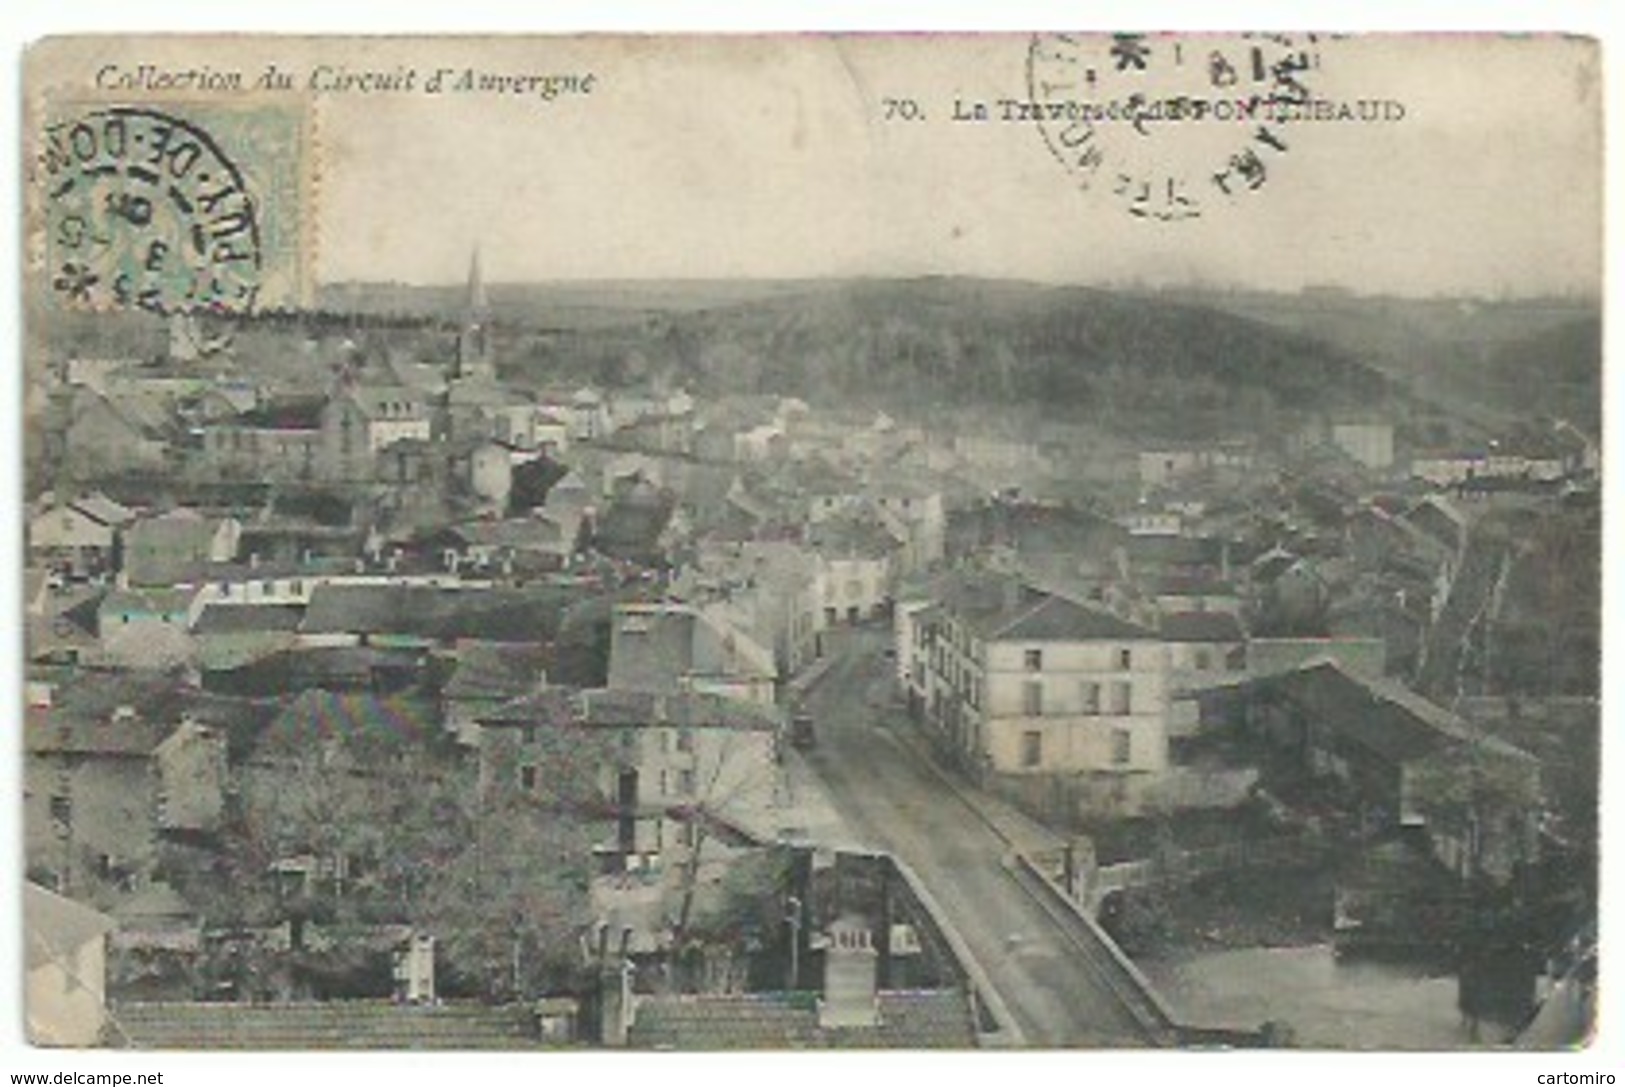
27, 92, 313, 313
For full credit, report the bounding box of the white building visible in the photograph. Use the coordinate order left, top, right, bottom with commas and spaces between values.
909, 574, 1170, 790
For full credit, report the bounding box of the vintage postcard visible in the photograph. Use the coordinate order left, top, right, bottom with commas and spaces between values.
19, 33, 1601, 1054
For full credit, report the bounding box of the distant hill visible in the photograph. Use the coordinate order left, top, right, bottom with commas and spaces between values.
503, 277, 1404, 440
1466, 316, 1602, 432
1152, 288, 1601, 431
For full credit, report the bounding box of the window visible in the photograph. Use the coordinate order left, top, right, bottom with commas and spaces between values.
1023, 681, 1044, 716
1021, 730, 1043, 769
519, 765, 538, 791
676, 728, 695, 753
678, 769, 696, 795
1024, 648, 1043, 672
522, 726, 538, 746
1194, 648, 1213, 671
1080, 682, 1101, 715
1112, 729, 1132, 766
1118, 648, 1133, 670
1110, 682, 1133, 715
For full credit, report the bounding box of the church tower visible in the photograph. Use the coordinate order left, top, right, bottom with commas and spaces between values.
456, 245, 495, 381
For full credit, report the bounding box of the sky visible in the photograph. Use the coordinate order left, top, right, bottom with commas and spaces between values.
25, 32, 1603, 297
314, 34, 1603, 296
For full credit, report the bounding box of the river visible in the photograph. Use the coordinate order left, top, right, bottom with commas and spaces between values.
1140, 944, 1523, 1049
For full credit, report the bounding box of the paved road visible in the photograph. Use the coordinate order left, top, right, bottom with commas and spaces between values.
798, 624, 1155, 1047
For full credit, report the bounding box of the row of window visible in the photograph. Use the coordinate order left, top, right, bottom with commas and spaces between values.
1022, 680, 1133, 716
1024, 647, 1136, 672
1020, 727, 1132, 769
516, 763, 697, 797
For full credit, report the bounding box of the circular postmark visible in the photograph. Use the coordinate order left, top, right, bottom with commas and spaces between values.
38, 106, 263, 314
1027, 33, 1328, 222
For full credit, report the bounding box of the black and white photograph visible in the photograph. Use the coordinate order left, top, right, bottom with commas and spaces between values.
9, 15, 1611, 1079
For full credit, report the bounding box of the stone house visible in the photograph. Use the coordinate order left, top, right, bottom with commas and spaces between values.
478, 688, 783, 876
910, 573, 1171, 816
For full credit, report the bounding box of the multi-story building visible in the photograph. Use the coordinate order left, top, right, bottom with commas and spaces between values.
321, 385, 433, 481
477, 688, 783, 875
806, 516, 898, 626
807, 485, 945, 576
907, 573, 1170, 803
27, 492, 135, 581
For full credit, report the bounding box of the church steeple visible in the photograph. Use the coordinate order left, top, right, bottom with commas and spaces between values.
457, 244, 494, 380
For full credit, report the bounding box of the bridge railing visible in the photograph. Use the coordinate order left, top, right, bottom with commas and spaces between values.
1013, 852, 1280, 1048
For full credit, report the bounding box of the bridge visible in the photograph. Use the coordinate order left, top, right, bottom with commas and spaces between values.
797, 625, 1273, 1048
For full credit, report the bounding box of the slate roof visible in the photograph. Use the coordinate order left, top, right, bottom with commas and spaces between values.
301, 584, 570, 642
26, 678, 280, 757
1161, 611, 1245, 643
937, 573, 1156, 642
443, 640, 550, 701
628, 989, 978, 1049
112, 1002, 549, 1049
192, 603, 306, 634
24, 883, 116, 973
25, 674, 189, 756
1262, 659, 1539, 767
204, 642, 426, 686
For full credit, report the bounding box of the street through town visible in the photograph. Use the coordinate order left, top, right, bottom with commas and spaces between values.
798, 624, 1155, 1047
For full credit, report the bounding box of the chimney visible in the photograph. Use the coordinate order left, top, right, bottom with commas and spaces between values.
819, 914, 880, 1029
1001, 576, 1023, 613
598, 925, 636, 1046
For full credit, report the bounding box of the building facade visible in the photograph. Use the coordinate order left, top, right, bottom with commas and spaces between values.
910, 575, 1171, 805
